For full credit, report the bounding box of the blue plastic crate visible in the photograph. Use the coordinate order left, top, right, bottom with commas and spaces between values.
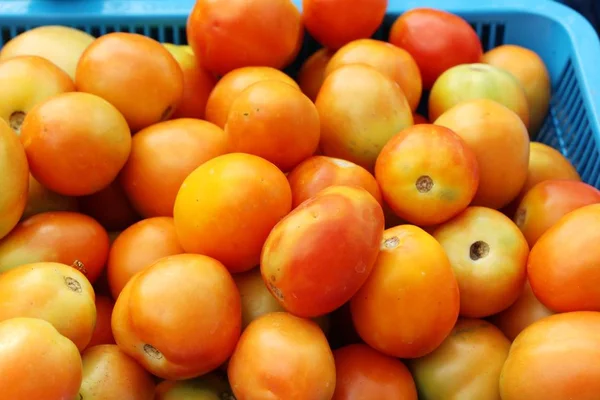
1, 0, 600, 188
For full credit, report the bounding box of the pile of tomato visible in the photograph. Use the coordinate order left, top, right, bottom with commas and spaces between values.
0, 0, 599, 399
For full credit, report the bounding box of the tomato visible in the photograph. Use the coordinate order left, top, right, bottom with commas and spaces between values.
413, 113, 429, 124
228, 312, 336, 400
22, 174, 78, 220
351, 225, 460, 358
76, 32, 184, 132
302, 0, 387, 50
120, 118, 230, 218
225, 79, 320, 172
79, 344, 156, 400
78, 180, 140, 231
287, 155, 382, 209
375, 124, 479, 226
205, 66, 299, 129
112, 253, 241, 380
174, 153, 292, 274
107, 216, 184, 299
0, 211, 109, 282
261, 185, 384, 318
333, 344, 418, 400
187, 0, 302, 76
500, 311, 600, 400
0, 261, 96, 351
316, 64, 413, 171
433, 206, 529, 318
85, 295, 116, 350
21, 92, 132, 196
528, 203, 600, 312
429, 63, 530, 129
0, 317, 82, 400
434, 98, 530, 210
389, 8, 482, 89
515, 180, 600, 247
482, 44, 551, 134
521, 142, 581, 196
297, 48, 335, 102
409, 319, 511, 400
325, 38, 422, 112
0, 119, 29, 240
155, 373, 234, 400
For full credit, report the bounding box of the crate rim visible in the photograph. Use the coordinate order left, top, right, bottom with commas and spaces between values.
1, 0, 600, 145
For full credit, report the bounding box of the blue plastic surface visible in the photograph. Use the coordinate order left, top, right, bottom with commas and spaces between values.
1, 0, 600, 188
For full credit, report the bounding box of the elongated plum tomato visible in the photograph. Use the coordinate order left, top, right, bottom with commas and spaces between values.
375, 124, 479, 227
527, 203, 600, 312
0, 317, 82, 400
287, 155, 382, 209
0, 211, 109, 283
500, 311, 600, 400
0, 119, 29, 240
350, 224, 460, 359
228, 312, 336, 400
261, 185, 384, 318
173, 153, 292, 273
20, 91, 132, 196
333, 344, 418, 400
409, 318, 511, 400
79, 344, 156, 400
155, 373, 234, 400
187, 0, 303, 76
112, 253, 242, 380
0, 261, 96, 351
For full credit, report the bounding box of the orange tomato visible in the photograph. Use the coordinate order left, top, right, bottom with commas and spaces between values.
155, 373, 234, 400
297, 48, 335, 102
79, 345, 156, 400
500, 311, 600, 400
228, 312, 336, 400
0, 119, 29, 240
482, 45, 551, 134
0, 317, 82, 400
85, 295, 116, 350
316, 64, 413, 171
22, 174, 78, 220
528, 203, 600, 312
20, 92, 132, 196
302, 0, 387, 50
351, 225, 460, 358
490, 281, 554, 341
173, 153, 292, 273
261, 185, 384, 318
434, 98, 530, 209
0, 211, 109, 283
333, 344, 418, 400
112, 253, 241, 380
120, 118, 230, 218
78, 180, 140, 231
389, 8, 483, 89
76, 32, 184, 132
0, 261, 96, 351
205, 66, 299, 129
107, 217, 184, 299
409, 319, 511, 400
225, 79, 320, 171
433, 207, 529, 318
187, 0, 303, 76
515, 180, 600, 247
325, 38, 422, 111
375, 124, 479, 226
287, 155, 382, 208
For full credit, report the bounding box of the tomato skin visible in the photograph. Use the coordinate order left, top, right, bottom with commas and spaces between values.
85, 295, 116, 350
528, 203, 600, 312
297, 48, 335, 102
228, 312, 336, 400
0, 317, 83, 400
409, 318, 511, 400
332, 344, 418, 400
0, 211, 109, 283
155, 373, 234, 400
389, 8, 483, 90
22, 174, 78, 220
350, 224, 460, 359
261, 185, 384, 318
78, 180, 140, 231
500, 311, 600, 400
